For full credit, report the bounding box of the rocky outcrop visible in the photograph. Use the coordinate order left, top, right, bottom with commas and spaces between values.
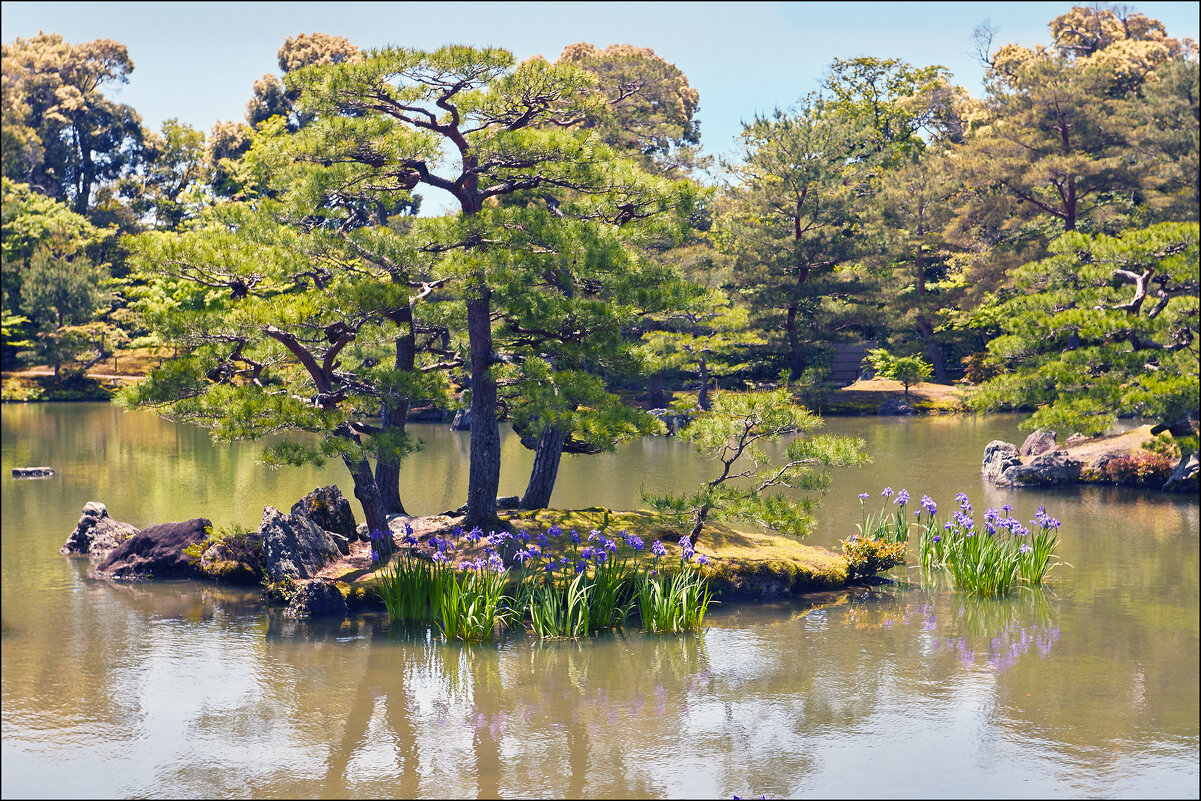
1163, 452, 1199, 493
877, 397, 917, 416
291, 485, 356, 552
61, 502, 139, 557
981, 440, 1022, 484
450, 408, 471, 431
261, 505, 342, 583
407, 405, 453, 422
198, 534, 264, 584
648, 408, 692, 434
96, 518, 211, 580
1020, 429, 1057, 457
284, 580, 347, 619
997, 450, 1082, 487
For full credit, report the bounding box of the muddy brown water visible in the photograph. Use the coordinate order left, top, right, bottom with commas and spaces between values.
2, 403, 1197, 798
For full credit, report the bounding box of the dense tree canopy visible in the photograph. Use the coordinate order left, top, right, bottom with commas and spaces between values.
971, 222, 1199, 444
2, 7, 1197, 527
1, 33, 143, 215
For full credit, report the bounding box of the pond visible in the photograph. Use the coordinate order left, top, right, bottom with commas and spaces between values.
2, 403, 1197, 798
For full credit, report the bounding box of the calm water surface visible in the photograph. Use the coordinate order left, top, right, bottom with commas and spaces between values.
2, 403, 1198, 798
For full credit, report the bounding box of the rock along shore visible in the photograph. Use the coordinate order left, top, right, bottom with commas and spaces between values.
61, 488, 861, 619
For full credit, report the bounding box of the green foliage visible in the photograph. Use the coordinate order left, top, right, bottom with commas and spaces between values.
528, 572, 592, 638
375, 551, 455, 622
647, 389, 869, 540
719, 94, 867, 376
970, 222, 1199, 436
438, 567, 509, 642
638, 287, 765, 408
864, 347, 933, 399
636, 566, 712, 633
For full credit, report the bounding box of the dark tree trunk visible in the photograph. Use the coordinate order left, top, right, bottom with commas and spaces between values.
786, 301, 804, 379
689, 502, 710, 546
376, 307, 415, 515
374, 397, 409, 516
464, 290, 502, 530
916, 316, 948, 383
343, 454, 393, 559
697, 358, 712, 411
648, 374, 667, 408
519, 426, 567, 510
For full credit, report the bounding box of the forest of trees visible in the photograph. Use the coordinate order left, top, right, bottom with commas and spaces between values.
2, 8, 1198, 525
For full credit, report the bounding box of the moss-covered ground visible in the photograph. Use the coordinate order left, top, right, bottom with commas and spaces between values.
321, 507, 855, 601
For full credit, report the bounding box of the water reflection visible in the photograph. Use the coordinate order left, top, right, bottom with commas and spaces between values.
2, 405, 1197, 798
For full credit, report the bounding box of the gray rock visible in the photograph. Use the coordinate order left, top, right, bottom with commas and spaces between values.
1065, 433, 1090, 447
61, 501, 140, 557
1163, 452, 1199, 493
998, 450, 1082, 487
451, 408, 471, 430
647, 408, 692, 434
496, 495, 521, 510
982, 440, 1022, 484
285, 580, 347, 619
329, 531, 351, 556
260, 505, 342, 583
290, 485, 357, 541
407, 405, 453, 422
1020, 429, 1058, 457
877, 397, 917, 416
96, 518, 211, 580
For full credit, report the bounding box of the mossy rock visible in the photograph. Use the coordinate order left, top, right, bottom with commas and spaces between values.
335, 581, 385, 612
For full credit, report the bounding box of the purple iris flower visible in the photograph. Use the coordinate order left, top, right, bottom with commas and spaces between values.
652, 540, 667, 558
882, 487, 894, 498
679, 535, 695, 560
895, 489, 910, 506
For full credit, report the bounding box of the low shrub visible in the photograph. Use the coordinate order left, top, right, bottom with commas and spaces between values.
841, 535, 907, 580
1083, 451, 1176, 487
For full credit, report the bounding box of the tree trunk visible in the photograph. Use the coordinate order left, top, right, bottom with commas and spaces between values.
464, 290, 502, 530
786, 301, 803, 379
376, 309, 415, 515
916, 316, 948, 383
374, 396, 409, 516
343, 454, 393, 559
697, 358, 712, 411
519, 426, 567, 510
648, 374, 667, 408
689, 502, 710, 546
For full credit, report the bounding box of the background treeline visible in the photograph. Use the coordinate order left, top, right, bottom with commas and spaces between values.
2, 7, 1197, 523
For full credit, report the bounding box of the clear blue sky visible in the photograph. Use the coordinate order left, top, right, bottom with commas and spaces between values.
4, 1, 1198, 211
